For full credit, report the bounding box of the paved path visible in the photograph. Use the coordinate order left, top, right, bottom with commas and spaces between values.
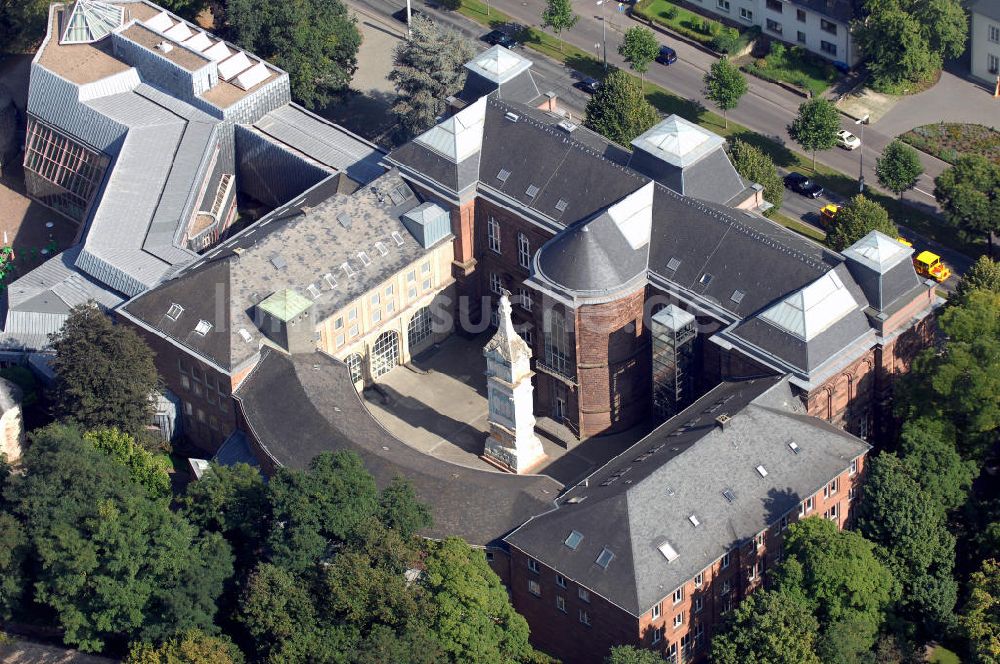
877, 65, 1000, 136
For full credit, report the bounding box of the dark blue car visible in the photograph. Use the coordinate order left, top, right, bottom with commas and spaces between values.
656, 45, 677, 65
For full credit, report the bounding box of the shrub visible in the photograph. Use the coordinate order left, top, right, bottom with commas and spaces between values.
663, 5, 678, 19
769, 41, 786, 58
711, 26, 741, 53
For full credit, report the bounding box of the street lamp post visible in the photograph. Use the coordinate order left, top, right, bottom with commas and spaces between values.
406, 0, 412, 37
596, 0, 607, 71
856, 113, 869, 193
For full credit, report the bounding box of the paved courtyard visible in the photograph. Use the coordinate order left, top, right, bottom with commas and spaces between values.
364, 333, 652, 487
875, 64, 1000, 136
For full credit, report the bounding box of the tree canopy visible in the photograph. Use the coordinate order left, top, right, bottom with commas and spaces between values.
388, 16, 476, 137
540, 0, 578, 49
126, 629, 244, 664
788, 98, 840, 170
49, 303, 159, 439
605, 645, 665, 664
703, 57, 748, 129
825, 194, 898, 251
730, 139, 783, 212
0, 0, 51, 52
224, 0, 360, 109
962, 558, 1000, 664
618, 27, 660, 84
933, 154, 1000, 254
876, 139, 924, 198
953, 256, 1000, 307
711, 589, 822, 664
584, 70, 660, 146
85, 428, 171, 500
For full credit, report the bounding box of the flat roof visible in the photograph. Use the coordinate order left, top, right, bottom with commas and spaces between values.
120, 22, 210, 72
37, 5, 131, 85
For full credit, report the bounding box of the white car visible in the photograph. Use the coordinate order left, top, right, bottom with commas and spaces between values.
836, 130, 861, 150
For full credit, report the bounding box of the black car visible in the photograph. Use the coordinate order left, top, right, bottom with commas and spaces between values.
784, 172, 825, 198
483, 29, 517, 48
391, 7, 424, 23
655, 45, 677, 65
578, 76, 601, 94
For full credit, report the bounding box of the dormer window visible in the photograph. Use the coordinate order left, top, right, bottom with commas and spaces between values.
194, 319, 212, 335
166, 303, 184, 320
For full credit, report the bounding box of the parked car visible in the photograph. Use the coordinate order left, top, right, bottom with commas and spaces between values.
483, 29, 517, 48
391, 7, 424, 22
578, 77, 601, 94
836, 129, 861, 150
784, 172, 825, 198
655, 45, 677, 65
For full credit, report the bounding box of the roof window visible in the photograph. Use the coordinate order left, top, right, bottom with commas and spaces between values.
358, 252, 371, 266
194, 319, 212, 335
788, 441, 800, 454
337, 212, 352, 229
731, 289, 745, 304
166, 303, 184, 321
688, 514, 700, 527
270, 254, 287, 270
323, 273, 337, 289
564, 530, 584, 550
722, 488, 736, 503
238, 328, 252, 343
306, 283, 321, 299
658, 540, 679, 562
555, 199, 568, 212
666, 257, 681, 271
699, 272, 714, 286
595, 547, 615, 569
342, 262, 355, 278
375, 241, 388, 256
392, 231, 405, 246
525, 184, 539, 198
497, 168, 511, 182
504, 111, 520, 122
756, 465, 768, 478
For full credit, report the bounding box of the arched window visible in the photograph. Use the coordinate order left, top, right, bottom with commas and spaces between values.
345, 353, 363, 384
371, 330, 400, 378
407, 306, 433, 350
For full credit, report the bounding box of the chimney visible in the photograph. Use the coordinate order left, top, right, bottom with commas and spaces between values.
715, 414, 731, 430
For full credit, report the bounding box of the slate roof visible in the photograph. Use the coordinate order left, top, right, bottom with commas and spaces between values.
123, 171, 434, 372
842, 231, 921, 312
236, 349, 562, 545
790, 0, 858, 23
969, 0, 1000, 21
505, 376, 870, 615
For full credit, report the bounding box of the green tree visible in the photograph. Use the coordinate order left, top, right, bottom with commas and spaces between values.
856, 453, 958, 634
0, 511, 27, 619
388, 16, 476, 136
5, 424, 232, 652
954, 256, 1000, 307
584, 69, 660, 146
711, 589, 822, 664
825, 194, 899, 251
618, 27, 660, 86
774, 517, 897, 653
934, 154, 1000, 254
266, 450, 380, 574
788, 97, 840, 170
730, 139, 783, 212
876, 139, 924, 198
897, 290, 1000, 459
857, 5, 939, 91
378, 475, 432, 539
540, 0, 578, 51
225, 0, 361, 109
0, 0, 51, 52
84, 428, 170, 500
897, 417, 977, 512
962, 558, 1000, 664
237, 563, 325, 662
605, 645, 664, 664
181, 463, 269, 567
49, 303, 159, 440
125, 629, 244, 664
423, 537, 533, 663
703, 57, 748, 129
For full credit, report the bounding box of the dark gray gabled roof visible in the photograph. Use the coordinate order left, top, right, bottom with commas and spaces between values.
789, 0, 857, 23
237, 349, 562, 545
505, 376, 870, 615
969, 0, 1000, 21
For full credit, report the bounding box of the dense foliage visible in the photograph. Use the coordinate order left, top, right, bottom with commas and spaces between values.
729, 139, 783, 212
703, 57, 748, 129
540, 0, 578, 50
618, 27, 660, 84
788, 98, 840, 170
825, 194, 898, 251
584, 70, 660, 146
876, 140, 925, 199
933, 154, 1000, 254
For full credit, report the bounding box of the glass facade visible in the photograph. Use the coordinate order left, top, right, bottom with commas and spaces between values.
23, 118, 108, 223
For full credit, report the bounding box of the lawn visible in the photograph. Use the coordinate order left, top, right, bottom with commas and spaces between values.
632, 0, 722, 46
739, 43, 839, 97
928, 645, 961, 664
901, 123, 1000, 165
770, 211, 826, 242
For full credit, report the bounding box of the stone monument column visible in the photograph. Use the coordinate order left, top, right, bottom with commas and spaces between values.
482, 293, 546, 473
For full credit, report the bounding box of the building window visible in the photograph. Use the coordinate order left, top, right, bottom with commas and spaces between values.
422, 262, 431, 274
556, 595, 567, 612
821, 40, 837, 55
748, 562, 759, 580
407, 306, 433, 350
828, 503, 839, 521
721, 552, 731, 569
518, 287, 532, 312
766, 0, 782, 11
800, 496, 814, 515
371, 293, 380, 306
345, 353, 363, 383
372, 309, 382, 324
579, 609, 591, 626
422, 278, 432, 291
766, 18, 782, 33
716, 0, 729, 10
780, 515, 789, 531
673, 612, 684, 629
349, 308, 358, 321
487, 216, 501, 253
681, 633, 693, 657
721, 579, 732, 595
579, 588, 590, 603
485, 551, 495, 562
829, 478, 838, 495
652, 626, 664, 644
797, 30, 806, 43
349, 324, 360, 337
694, 572, 704, 588
740, 7, 752, 20
407, 270, 416, 283
408, 287, 418, 299
519, 328, 533, 346
848, 487, 856, 502
528, 557, 540, 573
990, 24, 1000, 43
673, 587, 683, 605
556, 573, 567, 588
23, 118, 109, 223
694, 596, 703, 613
850, 458, 858, 476
180, 374, 190, 390
490, 272, 503, 295
336, 334, 345, 348
528, 579, 541, 596
796, 7, 806, 21
544, 308, 571, 376
990, 53, 1000, 74
665, 643, 678, 664
820, 18, 837, 34
518, 232, 531, 269
652, 602, 661, 619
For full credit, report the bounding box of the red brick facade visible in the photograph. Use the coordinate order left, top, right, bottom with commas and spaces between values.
507, 460, 867, 664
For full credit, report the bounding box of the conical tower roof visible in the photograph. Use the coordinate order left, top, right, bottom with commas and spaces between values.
61, 0, 124, 44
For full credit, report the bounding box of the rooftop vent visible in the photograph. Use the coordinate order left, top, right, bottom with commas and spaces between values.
788, 441, 800, 454
715, 413, 731, 430
270, 254, 287, 270
557, 120, 578, 133
666, 257, 682, 271
155, 41, 173, 53
497, 168, 511, 182
337, 213, 352, 229
166, 303, 183, 321
755, 465, 768, 478
194, 319, 212, 335
722, 488, 736, 503
564, 530, 584, 550
658, 541, 679, 562
688, 514, 701, 527
238, 328, 252, 343
595, 547, 615, 569
504, 111, 520, 122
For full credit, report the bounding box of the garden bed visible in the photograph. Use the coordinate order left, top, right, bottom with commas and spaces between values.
631, 0, 754, 54
739, 42, 838, 97
901, 123, 1000, 165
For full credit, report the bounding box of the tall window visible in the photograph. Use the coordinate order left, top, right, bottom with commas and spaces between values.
740, 7, 753, 20
821, 40, 837, 56
23, 118, 109, 223
990, 53, 1000, 74
345, 353, 363, 383
820, 18, 837, 34
544, 307, 570, 376
407, 306, 433, 350
990, 24, 1000, 43
766, 18, 782, 33
518, 232, 531, 269
489, 272, 504, 295
487, 216, 501, 253
518, 287, 532, 312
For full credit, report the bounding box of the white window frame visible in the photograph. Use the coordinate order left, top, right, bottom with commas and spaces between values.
487, 216, 501, 253
556, 595, 566, 612
673, 587, 683, 605
528, 557, 540, 573
652, 602, 661, 619
579, 609, 591, 626
694, 572, 703, 588
990, 24, 1000, 43
578, 587, 590, 603
716, 0, 730, 10
652, 625, 664, 644
528, 579, 541, 596
518, 232, 531, 269
720, 552, 731, 569
739, 7, 752, 20
673, 612, 683, 629
556, 573, 567, 588
694, 596, 703, 613
519, 287, 532, 312
490, 272, 503, 295
850, 458, 858, 476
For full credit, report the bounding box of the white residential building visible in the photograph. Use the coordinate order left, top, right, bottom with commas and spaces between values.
969, 0, 1000, 86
